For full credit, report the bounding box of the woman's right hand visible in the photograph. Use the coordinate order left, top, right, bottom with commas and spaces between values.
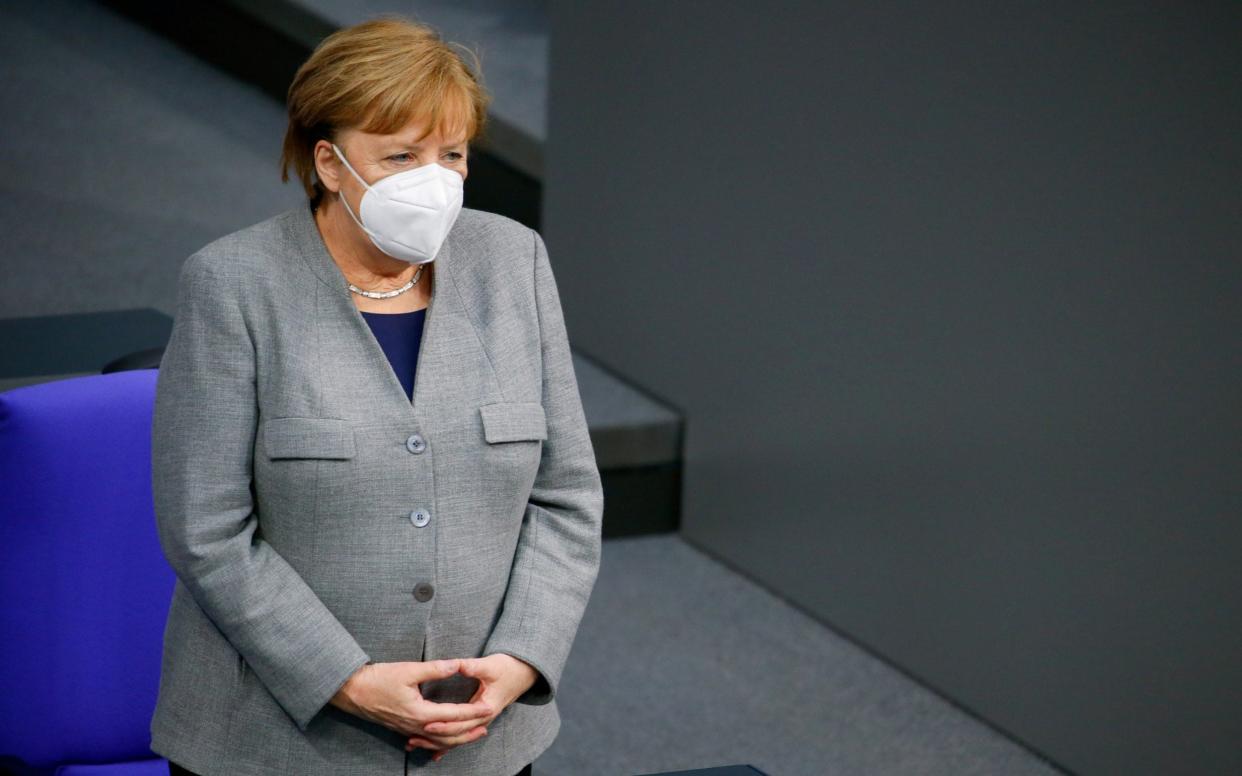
330, 659, 493, 746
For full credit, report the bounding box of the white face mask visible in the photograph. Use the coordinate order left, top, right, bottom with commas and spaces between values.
331, 142, 464, 264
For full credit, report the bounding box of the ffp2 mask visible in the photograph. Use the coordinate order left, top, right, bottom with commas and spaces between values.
331, 142, 464, 264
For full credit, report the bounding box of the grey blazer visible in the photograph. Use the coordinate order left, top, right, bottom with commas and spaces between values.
148, 202, 604, 775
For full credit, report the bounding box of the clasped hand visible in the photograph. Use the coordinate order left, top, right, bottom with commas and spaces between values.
331, 654, 538, 763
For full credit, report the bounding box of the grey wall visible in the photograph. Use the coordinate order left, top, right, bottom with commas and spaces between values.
543, 2, 1241, 775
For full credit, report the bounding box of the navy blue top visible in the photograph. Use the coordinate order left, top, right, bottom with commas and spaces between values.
360, 308, 427, 401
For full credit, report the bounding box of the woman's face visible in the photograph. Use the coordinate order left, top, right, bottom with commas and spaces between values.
317, 117, 470, 198
313, 118, 469, 268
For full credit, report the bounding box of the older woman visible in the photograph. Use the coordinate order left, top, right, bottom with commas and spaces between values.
149, 16, 603, 776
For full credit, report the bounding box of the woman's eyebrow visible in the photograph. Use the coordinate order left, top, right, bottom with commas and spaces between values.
387, 141, 466, 151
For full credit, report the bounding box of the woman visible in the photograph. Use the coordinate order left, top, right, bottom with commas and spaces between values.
149, 16, 603, 776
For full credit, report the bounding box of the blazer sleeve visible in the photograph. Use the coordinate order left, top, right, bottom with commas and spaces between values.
483, 228, 605, 705
151, 250, 371, 731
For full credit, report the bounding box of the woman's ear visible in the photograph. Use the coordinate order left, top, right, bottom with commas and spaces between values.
313, 141, 342, 194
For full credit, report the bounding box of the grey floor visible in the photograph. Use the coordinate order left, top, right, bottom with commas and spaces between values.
0, 2, 1062, 774
561, 535, 1062, 776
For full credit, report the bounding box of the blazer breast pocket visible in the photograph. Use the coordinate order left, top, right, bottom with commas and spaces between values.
480, 401, 547, 445
258, 417, 357, 509
479, 401, 546, 494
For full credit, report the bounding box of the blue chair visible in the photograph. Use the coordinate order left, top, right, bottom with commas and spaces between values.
0, 370, 173, 775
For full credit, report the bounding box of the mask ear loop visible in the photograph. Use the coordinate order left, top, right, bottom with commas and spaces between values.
332, 143, 374, 192
330, 143, 382, 240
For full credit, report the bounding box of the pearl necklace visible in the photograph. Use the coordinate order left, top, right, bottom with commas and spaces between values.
347, 262, 426, 299
314, 204, 429, 300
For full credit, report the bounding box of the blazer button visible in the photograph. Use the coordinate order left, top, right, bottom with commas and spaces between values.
406, 433, 427, 454
413, 582, 435, 602
409, 508, 431, 527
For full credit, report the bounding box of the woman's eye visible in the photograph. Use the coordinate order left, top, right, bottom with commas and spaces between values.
389, 152, 464, 163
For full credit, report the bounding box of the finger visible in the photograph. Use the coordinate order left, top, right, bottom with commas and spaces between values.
422, 717, 478, 736
422, 687, 494, 734
412, 658, 462, 683
410, 725, 487, 748
415, 698, 493, 722
422, 725, 488, 747
425, 717, 489, 736
406, 736, 447, 751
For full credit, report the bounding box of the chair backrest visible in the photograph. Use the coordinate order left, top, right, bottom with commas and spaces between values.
0, 370, 174, 768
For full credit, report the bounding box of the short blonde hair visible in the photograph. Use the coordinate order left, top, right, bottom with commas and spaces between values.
280, 15, 491, 209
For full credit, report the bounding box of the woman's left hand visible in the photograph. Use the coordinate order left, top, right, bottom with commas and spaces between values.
406, 653, 540, 761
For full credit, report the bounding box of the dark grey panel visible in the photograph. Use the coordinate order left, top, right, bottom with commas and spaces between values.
545, 2, 1242, 774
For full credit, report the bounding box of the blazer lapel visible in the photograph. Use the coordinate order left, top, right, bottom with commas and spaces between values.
285, 202, 462, 420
